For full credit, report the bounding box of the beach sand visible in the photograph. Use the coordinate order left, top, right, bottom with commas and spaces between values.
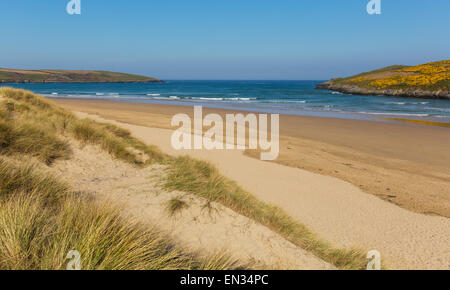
54, 99, 450, 217
53, 99, 450, 269
51, 140, 334, 270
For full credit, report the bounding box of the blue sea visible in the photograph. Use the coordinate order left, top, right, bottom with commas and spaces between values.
4, 81, 450, 122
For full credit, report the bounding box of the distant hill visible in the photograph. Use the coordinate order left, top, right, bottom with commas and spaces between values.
316, 60, 450, 99
0, 68, 162, 83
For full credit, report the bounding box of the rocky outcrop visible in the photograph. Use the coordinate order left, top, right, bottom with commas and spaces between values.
316, 60, 450, 99
316, 80, 450, 100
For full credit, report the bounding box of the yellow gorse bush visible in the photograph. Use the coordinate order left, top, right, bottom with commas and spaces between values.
370, 73, 450, 88
347, 60, 450, 89
398, 64, 450, 74
349, 77, 370, 83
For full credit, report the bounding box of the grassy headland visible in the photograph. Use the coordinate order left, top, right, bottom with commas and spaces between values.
317, 60, 450, 99
0, 68, 162, 83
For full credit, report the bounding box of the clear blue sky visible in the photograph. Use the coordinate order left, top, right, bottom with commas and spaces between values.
1, 0, 449, 80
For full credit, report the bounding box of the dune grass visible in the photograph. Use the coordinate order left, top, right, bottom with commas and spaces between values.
0, 160, 69, 205
71, 118, 166, 165
166, 196, 189, 216
0, 87, 166, 166
164, 156, 368, 270
0, 158, 195, 270
0, 88, 239, 270
0, 102, 71, 165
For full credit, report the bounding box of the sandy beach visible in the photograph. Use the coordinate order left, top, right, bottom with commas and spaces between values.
51, 140, 335, 270
54, 99, 450, 217
51, 98, 450, 270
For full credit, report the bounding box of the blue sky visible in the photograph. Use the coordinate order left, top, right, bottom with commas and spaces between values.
0, 0, 449, 80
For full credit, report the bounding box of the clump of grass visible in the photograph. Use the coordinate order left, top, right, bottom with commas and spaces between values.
97, 122, 132, 139
0, 88, 53, 111
0, 192, 194, 270
166, 196, 189, 216
0, 119, 71, 165
70, 118, 165, 165
0, 159, 69, 203
164, 156, 368, 269
0, 99, 71, 165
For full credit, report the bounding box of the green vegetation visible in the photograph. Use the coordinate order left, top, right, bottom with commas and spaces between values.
0, 87, 166, 166
0, 88, 238, 270
0, 159, 205, 270
318, 60, 450, 99
0, 87, 370, 269
0, 68, 162, 83
0, 116, 71, 165
339, 65, 409, 81
71, 118, 166, 166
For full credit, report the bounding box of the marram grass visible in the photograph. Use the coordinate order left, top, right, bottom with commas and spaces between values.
0, 87, 167, 166
166, 196, 190, 216
0, 88, 239, 270
0, 158, 240, 270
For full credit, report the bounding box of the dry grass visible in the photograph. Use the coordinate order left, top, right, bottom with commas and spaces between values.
166, 196, 189, 216
0, 87, 166, 166
0, 160, 183, 269
0, 159, 69, 204
0, 158, 241, 270
0, 103, 71, 165
71, 118, 166, 166
0, 191, 192, 269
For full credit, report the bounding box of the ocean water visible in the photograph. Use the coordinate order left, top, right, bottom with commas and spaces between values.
3, 81, 450, 121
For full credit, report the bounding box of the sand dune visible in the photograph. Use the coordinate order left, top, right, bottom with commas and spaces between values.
51, 139, 334, 270
74, 111, 450, 270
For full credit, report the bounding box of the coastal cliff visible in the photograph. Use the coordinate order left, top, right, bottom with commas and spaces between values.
316, 60, 450, 99
0, 68, 163, 83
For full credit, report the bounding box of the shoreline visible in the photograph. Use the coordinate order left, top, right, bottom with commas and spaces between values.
4, 79, 449, 123
47, 95, 450, 126
53, 98, 450, 218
